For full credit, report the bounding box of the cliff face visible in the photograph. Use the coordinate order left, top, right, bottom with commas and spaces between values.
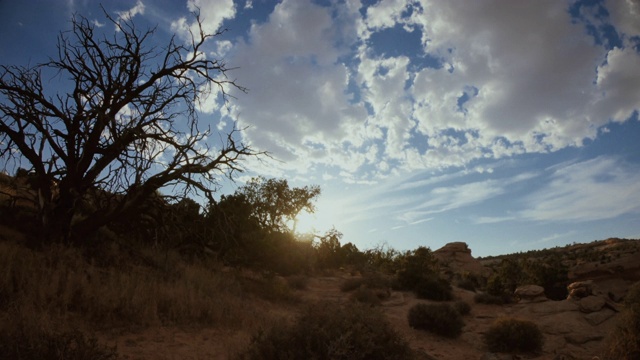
433, 242, 488, 276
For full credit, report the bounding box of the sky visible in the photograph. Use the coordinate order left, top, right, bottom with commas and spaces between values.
1, 0, 640, 257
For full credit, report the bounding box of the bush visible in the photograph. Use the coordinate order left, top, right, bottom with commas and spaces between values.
350, 286, 382, 305
396, 247, 438, 290
456, 277, 477, 292
452, 300, 471, 315
286, 275, 309, 290
474, 292, 506, 305
407, 303, 464, 338
483, 318, 544, 353
239, 301, 412, 360
0, 328, 118, 360
340, 274, 393, 293
603, 281, 640, 359
413, 276, 453, 301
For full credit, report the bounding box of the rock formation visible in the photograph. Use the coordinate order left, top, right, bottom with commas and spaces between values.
433, 242, 488, 276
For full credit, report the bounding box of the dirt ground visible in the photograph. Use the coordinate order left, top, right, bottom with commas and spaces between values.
100, 272, 617, 360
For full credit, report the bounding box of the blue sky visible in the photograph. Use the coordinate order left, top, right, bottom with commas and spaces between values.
1, 0, 640, 256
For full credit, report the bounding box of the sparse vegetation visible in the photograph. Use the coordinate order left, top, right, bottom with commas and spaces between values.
474, 292, 506, 305
407, 303, 464, 338
452, 300, 472, 315
0, 327, 118, 360
483, 318, 544, 354
413, 276, 453, 301
239, 301, 412, 360
603, 281, 640, 359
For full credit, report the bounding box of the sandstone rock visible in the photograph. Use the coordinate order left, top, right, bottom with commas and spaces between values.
584, 308, 616, 325
433, 242, 488, 276
564, 333, 604, 345
530, 299, 579, 315
579, 295, 605, 313
567, 280, 594, 300
515, 284, 547, 303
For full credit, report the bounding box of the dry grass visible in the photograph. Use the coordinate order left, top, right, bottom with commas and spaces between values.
0, 239, 299, 357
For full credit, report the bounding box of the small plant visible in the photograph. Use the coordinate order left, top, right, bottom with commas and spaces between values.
340, 274, 393, 293
483, 318, 544, 353
474, 292, 505, 305
603, 281, 640, 359
407, 303, 464, 338
239, 301, 412, 360
350, 286, 382, 305
456, 277, 477, 292
0, 328, 118, 360
413, 276, 453, 301
452, 300, 471, 315
286, 275, 309, 290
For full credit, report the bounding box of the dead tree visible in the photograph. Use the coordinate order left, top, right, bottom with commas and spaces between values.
0, 11, 259, 244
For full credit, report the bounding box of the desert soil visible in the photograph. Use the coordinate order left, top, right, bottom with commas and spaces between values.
100, 272, 618, 360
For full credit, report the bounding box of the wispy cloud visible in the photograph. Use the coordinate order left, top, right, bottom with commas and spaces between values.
521, 156, 640, 222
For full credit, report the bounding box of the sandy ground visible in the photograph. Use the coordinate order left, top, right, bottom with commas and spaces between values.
102, 273, 614, 360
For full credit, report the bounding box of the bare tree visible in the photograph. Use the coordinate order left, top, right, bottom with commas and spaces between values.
0, 11, 259, 244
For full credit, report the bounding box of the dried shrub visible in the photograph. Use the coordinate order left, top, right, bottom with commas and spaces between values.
483, 318, 544, 353
452, 300, 471, 315
407, 303, 464, 338
456, 277, 477, 292
350, 286, 382, 305
474, 292, 505, 305
340, 274, 393, 293
286, 275, 309, 290
603, 281, 640, 359
239, 301, 412, 360
413, 276, 453, 301
0, 327, 117, 360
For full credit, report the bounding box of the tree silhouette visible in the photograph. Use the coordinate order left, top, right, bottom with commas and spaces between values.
0, 10, 259, 244
237, 176, 321, 233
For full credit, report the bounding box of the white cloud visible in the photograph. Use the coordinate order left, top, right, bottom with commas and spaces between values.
116, 0, 145, 22
607, 0, 640, 38
521, 156, 640, 222
218, 0, 640, 181
171, 0, 236, 42
227, 0, 369, 173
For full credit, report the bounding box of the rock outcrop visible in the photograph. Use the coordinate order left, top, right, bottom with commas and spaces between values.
515, 284, 547, 303
433, 242, 488, 276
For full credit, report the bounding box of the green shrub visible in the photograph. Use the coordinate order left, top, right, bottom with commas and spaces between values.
0, 328, 118, 360
407, 303, 464, 338
483, 318, 543, 353
396, 247, 438, 290
413, 276, 453, 301
452, 300, 471, 315
474, 292, 505, 305
239, 301, 412, 360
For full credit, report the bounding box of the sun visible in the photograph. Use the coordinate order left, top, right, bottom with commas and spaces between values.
293, 210, 320, 235
290, 197, 339, 236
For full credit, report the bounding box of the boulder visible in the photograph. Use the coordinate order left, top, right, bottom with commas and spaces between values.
567, 280, 594, 300
515, 284, 547, 303
578, 295, 605, 313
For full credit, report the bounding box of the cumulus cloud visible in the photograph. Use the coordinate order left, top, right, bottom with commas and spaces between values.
227, 0, 369, 173
218, 0, 640, 180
